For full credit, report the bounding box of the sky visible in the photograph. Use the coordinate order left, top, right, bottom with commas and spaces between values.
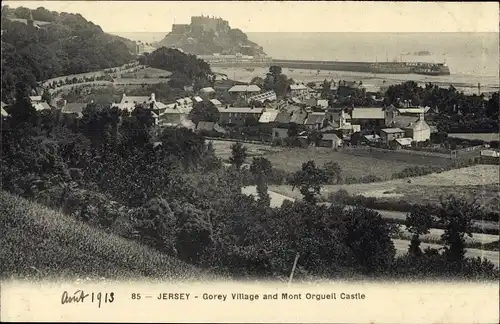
3, 1, 499, 33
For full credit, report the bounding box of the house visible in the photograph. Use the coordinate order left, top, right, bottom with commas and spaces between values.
337, 80, 361, 97
209, 99, 223, 108
318, 133, 342, 149
200, 87, 215, 95
200, 87, 216, 100
325, 109, 361, 135
176, 97, 193, 109
196, 121, 226, 135
248, 91, 277, 104
395, 137, 413, 148
29, 96, 43, 104
363, 134, 381, 145
217, 106, 264, 126
380, 128, 406, 143
193, 96, 204, 103
272, 128, 289, 141
288, 83, 311, 101
259, 109, 280, 123
304, 112, 326, 130
120, 93, 150, 104
33, 102, 52, 111
289, 107, 308, 125
402, 114, 431, 142
304, 98, 328, 109
345, 107, 386, 127
159, 106, 184, 125
228, 85, 261, 100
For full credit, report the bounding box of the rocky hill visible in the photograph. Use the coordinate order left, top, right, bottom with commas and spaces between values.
154, 16, 266, 56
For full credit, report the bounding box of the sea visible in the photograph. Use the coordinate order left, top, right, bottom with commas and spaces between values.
112, 32, 499, 93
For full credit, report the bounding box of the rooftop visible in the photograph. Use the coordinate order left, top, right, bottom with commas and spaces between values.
209, 99, 222, 106
229, 85, 261, 93
381, 128, 405, 134
217, 106, 264, 114
350, 107, 385, 119
259, 110, 280, 123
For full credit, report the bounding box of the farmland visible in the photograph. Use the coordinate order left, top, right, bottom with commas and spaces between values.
261, 147, 422, 180
269, 164, 500, 211
210, 139, 284, 161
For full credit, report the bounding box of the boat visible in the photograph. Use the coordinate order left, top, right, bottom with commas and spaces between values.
245, 68, 255, 72
288, 69, 294, 72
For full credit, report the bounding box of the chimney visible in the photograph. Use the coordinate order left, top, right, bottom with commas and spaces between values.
151, 93, 156, 102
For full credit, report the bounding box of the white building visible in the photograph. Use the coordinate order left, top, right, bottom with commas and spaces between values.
403, 113, 431, 142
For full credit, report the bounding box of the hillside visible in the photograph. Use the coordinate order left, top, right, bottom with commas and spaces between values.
1, 5, 135, 101
154, 16, 265, 56
0, 191, 213, 281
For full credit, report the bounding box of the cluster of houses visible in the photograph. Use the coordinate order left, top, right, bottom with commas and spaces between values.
1, 79, 436, 150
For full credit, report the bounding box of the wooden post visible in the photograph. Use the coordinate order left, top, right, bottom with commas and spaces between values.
288, 252, 300, 286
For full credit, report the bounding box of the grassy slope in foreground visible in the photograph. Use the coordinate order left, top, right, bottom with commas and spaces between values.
0, 191, 212, 281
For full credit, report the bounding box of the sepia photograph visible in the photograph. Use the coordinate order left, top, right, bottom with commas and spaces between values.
0, 1, 499, 322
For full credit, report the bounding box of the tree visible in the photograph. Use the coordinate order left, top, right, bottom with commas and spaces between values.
437, 196, 477, 265
405, 205, 435, 256
41, 89, 52, 103
342, 206, 397, 273
229, 142, 248, 170
188, 101, 220, 125
307, 82, 316, 89
323, 161, 342, 184
250, 157, 273, 206
131, 198, 177, 255
291, 161, 328, 204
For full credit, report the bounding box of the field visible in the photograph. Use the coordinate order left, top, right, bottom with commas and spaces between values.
210, 139, 284, 162
0, 191, 213, 281
120, 67, 172, 79
261, 147, 421, 179
269, 165, 500, 211
448, 133, 500, 142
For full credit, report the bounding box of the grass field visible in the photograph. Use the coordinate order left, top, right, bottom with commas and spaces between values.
270, 165, 500, 211
261, 147, 421, 180
210, 139, 284, 162
0, 191, 213, 281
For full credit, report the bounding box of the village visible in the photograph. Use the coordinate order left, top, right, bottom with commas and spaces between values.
3, 65, 498, 165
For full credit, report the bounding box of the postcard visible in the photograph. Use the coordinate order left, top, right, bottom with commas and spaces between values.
1, 1, 499, 323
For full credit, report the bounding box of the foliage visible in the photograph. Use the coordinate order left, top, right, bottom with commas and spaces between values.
1, 5, 133, 101
141, 47, 212, 89
291, 161, 328, 204
405, 205, 435, 256
437, 196, 477, 264
323, 161, 342, 184
263, 66, 294, 98
188, 101, 220, 125
229, 142, 248, 170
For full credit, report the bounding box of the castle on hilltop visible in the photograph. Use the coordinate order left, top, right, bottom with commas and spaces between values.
171, 15, 230, 34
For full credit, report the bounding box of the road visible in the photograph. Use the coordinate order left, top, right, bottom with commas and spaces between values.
393, 239, 499, 268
